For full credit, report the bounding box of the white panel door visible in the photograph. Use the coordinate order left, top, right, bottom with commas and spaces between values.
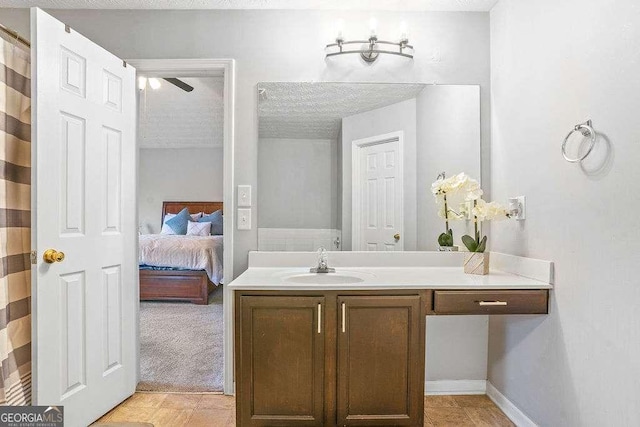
358, 139, 403, 251
31, 8, 137, 426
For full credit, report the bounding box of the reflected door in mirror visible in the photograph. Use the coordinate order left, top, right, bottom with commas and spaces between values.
356, 137, 403, 251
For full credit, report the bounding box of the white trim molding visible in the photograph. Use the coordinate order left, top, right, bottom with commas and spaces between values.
126, 58, 236, 395
486, 382, 538, 427
351, 131, 404, 251
425, 380, 487, 395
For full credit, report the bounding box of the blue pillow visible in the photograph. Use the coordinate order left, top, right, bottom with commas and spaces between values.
199, 210, 223, 235
165, 208, 190, 235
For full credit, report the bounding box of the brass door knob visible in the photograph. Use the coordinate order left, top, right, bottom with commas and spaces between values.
393, 233, 400, 241
43, 249, 65, 263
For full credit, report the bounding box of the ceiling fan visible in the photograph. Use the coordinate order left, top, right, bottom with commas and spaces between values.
139, 77, 194, 92
163, 77, 194, 92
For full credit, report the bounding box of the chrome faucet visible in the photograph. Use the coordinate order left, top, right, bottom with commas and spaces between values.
311, 246, 335, 273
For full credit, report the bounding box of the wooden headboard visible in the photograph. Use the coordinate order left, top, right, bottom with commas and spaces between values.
161, 201, 224, 224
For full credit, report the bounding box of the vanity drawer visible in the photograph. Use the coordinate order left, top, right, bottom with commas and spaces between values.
433, 290, 548, 315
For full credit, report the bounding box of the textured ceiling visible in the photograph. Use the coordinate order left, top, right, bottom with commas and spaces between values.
139, 76, 224, 149
258, 82, 426, 140
0, 0, 499, 10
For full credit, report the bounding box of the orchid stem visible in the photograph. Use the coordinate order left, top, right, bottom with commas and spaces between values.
473, 199, 479, 243
444, 194, 449, 232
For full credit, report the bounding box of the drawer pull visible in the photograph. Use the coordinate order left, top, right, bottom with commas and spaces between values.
477, 300, 508, 306
341, 302, 346, 333
317, 303, 322, 334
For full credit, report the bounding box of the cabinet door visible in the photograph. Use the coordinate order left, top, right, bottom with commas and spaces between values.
337, 295, 424, 426
237, 296, 325, 426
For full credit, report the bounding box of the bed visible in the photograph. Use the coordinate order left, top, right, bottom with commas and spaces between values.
139, 201, 223, 305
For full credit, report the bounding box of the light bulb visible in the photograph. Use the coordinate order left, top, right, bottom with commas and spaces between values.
399, 21, 408, 41
369, 17, 377, 38
138, 76, 147, 90
336, 19, 345, 41
148, 78, 161, 90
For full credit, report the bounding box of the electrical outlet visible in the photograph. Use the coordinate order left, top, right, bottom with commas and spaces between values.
508, 196, 526, 220
237, 208, 252, 230
237, 185, 252, 207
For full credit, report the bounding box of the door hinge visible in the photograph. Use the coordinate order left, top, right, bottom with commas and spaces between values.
30, 251, 37, 265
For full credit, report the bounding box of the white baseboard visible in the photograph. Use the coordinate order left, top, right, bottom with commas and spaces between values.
486, 382, 537, 427
425, 380, 487, 395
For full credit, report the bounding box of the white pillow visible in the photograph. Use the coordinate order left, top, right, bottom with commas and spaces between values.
187, 221, 211, 236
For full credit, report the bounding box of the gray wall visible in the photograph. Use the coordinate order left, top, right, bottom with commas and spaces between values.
138, 147, 224, 233
416, 85, 481, 250
0, 8, 491, 278
341, 98, 417, 251
489, 0, 640, 425
258, 138, 338, 229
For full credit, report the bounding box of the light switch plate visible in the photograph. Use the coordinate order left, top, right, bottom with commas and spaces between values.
237, 208, 252, 230
237, 185, 252, 207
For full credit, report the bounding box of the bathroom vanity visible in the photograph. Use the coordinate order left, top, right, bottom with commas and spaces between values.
230, 252, 552, 426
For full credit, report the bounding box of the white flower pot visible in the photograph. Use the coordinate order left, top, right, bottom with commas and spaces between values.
438, 245, 459, 252
464, 252, 490, 275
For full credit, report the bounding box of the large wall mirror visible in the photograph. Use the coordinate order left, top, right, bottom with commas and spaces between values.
257, 82, 480, 252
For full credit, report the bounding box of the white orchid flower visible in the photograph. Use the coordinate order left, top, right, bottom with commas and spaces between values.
471, 199, 510, 222
431, 172, 483, 200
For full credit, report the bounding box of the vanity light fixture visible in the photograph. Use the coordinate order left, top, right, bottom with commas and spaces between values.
326, 19, 414, 63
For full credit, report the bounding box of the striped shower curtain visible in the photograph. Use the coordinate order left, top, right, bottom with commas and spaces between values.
0, 38, 31, 406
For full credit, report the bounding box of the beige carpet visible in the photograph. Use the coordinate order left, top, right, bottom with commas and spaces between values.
137, 286, 224, 392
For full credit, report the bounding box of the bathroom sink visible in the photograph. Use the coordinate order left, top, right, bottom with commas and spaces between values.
283, 272, 370, 285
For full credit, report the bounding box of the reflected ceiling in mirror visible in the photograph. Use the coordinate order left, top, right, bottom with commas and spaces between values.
257, 82, 481, 253
258, 82, 425, 140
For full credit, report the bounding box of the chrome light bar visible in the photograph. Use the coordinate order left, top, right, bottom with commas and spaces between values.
326, 36, 414, 63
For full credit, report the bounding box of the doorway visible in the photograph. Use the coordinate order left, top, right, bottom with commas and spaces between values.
351, 131, 404, 251
127, 59, 235, 395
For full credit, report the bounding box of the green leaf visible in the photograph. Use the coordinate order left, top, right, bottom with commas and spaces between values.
438, 229, 454, 246
461, 235, 478, 252
476, 236, 487, 253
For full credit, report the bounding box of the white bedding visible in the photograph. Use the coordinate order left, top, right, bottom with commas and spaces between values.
139, 234, 223, 284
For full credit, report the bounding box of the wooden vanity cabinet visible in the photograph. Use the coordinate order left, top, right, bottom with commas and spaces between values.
337, 295, 424, 426
236, 291, 427, 427
235, 288, 548, 426
236, 295, 326, 426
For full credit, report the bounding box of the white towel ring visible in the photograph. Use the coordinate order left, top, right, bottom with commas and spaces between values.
562, 120, 596, 163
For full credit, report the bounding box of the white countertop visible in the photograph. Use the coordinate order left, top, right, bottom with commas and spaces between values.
227, 266, 553, 291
